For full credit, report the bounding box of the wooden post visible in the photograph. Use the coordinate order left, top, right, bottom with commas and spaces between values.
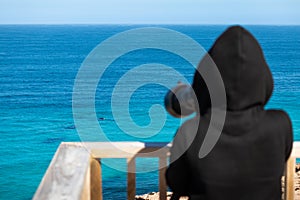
33, 143, 91, 200
285, 156, 295, 200
90, 158, 102, 200
127, 157, 136, 200
159, 156, 167, 200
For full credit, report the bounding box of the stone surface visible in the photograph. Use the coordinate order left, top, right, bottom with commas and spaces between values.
294, 164, 300, 199
136, 164, 300, 200
135, 192, 188, 200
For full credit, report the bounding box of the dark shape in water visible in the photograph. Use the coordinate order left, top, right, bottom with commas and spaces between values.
65, 125, 76, 129
98, 117, 115, 121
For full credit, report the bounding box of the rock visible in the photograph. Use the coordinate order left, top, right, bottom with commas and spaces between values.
137, 165, 300, 200
135, 192, 188, 200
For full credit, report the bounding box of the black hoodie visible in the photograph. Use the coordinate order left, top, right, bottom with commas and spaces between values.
166, 26, 293, 200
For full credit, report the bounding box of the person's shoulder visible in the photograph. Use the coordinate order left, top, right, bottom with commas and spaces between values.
264, 109, 292, 132
265, 109, 293, 159
265, 109, 291, 122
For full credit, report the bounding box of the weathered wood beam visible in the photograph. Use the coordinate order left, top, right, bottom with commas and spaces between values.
90, 158, 102, 200
285, 156, 295, 200
127, 157, 136, 200
33, 142, 91, 200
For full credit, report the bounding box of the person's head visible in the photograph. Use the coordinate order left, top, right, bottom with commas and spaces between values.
166, 25, 273, 117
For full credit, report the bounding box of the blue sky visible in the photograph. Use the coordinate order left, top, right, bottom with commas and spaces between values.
0, 0, 299, 24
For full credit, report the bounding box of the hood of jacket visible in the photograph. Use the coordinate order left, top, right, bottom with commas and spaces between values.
192, 25, 273, 115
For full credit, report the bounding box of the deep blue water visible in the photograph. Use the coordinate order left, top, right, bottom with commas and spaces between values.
0, 25, 299, 200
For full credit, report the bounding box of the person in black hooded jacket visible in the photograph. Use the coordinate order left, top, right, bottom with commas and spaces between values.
166, 25, 293, 200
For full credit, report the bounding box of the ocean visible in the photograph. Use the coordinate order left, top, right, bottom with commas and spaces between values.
0, 25, 299, 199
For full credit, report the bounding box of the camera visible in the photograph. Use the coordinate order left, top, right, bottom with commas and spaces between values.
164, 83, 196, 118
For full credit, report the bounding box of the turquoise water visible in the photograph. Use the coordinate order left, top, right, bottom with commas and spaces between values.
0, 25, 299, 199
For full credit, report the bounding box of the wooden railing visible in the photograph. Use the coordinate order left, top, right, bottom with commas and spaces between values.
285, 142, 300, 200
33, 142, 170, 200
33, 141, 300, 200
